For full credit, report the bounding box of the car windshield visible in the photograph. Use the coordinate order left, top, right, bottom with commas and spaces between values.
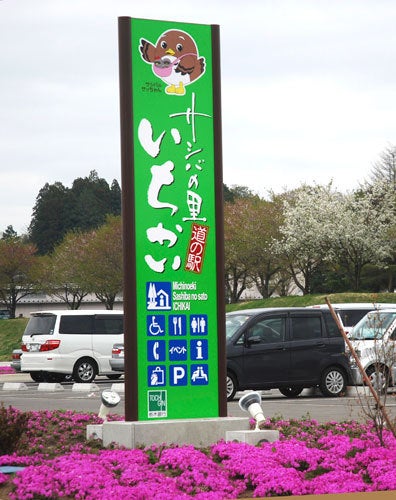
225, 314, 251, 340
350, 311, 396, 340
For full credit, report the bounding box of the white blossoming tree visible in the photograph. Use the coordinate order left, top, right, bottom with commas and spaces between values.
278, 182, 395, 294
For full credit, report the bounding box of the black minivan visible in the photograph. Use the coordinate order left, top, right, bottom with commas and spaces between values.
226, 307, 352, 400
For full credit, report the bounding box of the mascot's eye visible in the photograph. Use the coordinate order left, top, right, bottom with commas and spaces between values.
160, 41, 167, 49
176, 43, 183, 52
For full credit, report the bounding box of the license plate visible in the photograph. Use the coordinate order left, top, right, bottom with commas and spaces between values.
28, 344, 40, 352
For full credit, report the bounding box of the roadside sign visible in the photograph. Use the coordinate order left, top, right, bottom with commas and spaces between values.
118, 17, 226, 420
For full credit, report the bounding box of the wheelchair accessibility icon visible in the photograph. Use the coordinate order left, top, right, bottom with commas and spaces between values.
147, 315, 165, 336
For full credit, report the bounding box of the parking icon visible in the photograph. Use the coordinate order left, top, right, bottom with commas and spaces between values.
170, 365, 188, 386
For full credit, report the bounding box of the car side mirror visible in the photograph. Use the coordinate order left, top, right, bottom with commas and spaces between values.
246, 335, 261, 345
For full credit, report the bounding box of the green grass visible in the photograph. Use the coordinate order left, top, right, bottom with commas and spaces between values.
1, 292, 395, 360
0, 318, 28, 361
225, 292, 396, 311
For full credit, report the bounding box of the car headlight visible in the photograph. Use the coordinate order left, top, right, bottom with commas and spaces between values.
347, 348, 361, 364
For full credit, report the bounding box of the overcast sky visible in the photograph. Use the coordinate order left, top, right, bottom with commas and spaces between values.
1, 0, 395, 234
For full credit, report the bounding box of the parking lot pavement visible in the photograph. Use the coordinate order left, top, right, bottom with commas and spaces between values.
1, 369, 395, 423
0, 372, 29, 382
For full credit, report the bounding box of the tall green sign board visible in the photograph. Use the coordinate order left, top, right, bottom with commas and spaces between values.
118, 17, 226, 421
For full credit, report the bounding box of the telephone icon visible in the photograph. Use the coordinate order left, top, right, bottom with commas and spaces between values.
147, 340, 165, 362
153, 341, 160, 360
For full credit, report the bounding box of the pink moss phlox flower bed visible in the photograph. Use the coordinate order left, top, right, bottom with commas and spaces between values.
0, 365, 15, 374
1, 409, 396, 498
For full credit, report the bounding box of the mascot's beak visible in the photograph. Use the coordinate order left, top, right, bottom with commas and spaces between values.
165, 48, 175, 56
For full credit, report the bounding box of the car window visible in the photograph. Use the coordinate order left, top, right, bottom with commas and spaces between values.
245, 317, 285, 343
290, 316, 322, 340
59, 315, 93, 334
225, 314, 251, 340
94, 316, 124, 334
323, 312, 342, 337
24, 314, 56, 335
352, 311, 396, 340
337, 309, 370, 328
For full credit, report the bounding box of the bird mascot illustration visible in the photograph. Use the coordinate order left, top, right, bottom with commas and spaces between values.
140, 29, 205, 95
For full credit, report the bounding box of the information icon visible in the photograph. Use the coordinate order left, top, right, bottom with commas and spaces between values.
190, 339, 208, 360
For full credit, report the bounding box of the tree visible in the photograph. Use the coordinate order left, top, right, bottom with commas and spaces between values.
223, 187, 284, 302
364, 154, 396, 291
45, 216, 123, 310
1, 225, 18, 240
276, 184, 337, 295
110, 180, 122, 215
224, 198, 253, 302
243, 196, 284, 299
29, 171, 122, 255
42, 232, 94, 309
369, 144, 396, 188
29, 182, 70, 254
69, 170, 115, 231
327, 182, 395, 291
82, 216, 123, 309
0, 239, 39, 318
223, 184, 255, 203
278, 182, 395, 294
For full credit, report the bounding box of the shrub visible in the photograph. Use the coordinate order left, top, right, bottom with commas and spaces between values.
0, 405, 28, 454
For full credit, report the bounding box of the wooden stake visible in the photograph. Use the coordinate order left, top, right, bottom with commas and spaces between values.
325, 297, 396, 437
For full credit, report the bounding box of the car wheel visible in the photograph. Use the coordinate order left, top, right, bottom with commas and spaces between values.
106, 374, 122, 380
366, 365, 390, 393
320, 366, 346, 397
73, 358, 97, 383
226, 372, 237, 401
30, 372, 45, 382
279, 386, 304, 398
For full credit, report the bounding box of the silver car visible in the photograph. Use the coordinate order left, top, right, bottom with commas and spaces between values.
347, 309, 396, 391
110, 343, 124, 372
11, 349, 22, 372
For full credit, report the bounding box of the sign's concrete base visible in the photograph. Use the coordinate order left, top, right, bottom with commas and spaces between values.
87, 417, 252, 448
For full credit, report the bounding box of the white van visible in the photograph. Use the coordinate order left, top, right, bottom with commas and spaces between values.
20, 310, 123, 383
307, 303, 396, 335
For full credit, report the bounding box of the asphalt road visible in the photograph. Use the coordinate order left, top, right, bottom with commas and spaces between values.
1, 372, 396, 423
